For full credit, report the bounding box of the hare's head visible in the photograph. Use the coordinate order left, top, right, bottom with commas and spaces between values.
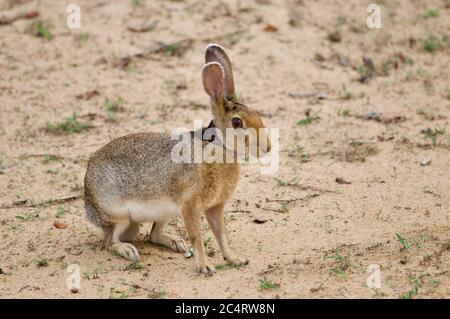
202, 44, 271, 158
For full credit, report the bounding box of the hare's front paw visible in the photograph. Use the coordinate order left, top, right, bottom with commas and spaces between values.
150, 233, 188, 253
197, 263, 216, 276
110, 243, 140, 262
225, 256, 249, 267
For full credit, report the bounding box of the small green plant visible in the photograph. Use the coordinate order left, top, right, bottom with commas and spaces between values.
395, 233, 411, 250
416, 108, 436, 121
104, 97, 124, 121
425, 9, 439, 18
259, 278, 279, 290
357, 65, 375, 81
296, 116, 312, 126
215, 264, 230, 270
399, 274, 431, 299
0, 155, 5, 174
29, 21, 53, 40
56, 206, 67, 218
75, 33, 90, 44
46, 112, 91, 134
447, 90, 450, 100
340, 109, 350, 117
43, 155, 63, 163
339, 84, 353, 100
300, 153, 311, 163
422, 34, 442, 52
124, 262, 144, 271
163, 43, 183, 57
33, 257, 49, 268
148, 289, 166, 299
330, 268, 345, 275
273, 176, 299, 186
399, 288, 417, 299
132, 0, 145, 8
326, 247, 351, 275
109, 287, 130, 299
421, 128, 445, 145
16, 211, 39, 222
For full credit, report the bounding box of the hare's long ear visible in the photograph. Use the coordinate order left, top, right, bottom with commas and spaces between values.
205, 44, 235, 101
202, 62, 226, 118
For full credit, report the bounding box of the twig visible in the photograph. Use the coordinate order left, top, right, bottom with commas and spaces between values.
19, 153, 65, 160
265, 193, 320, 204
225, 209, 251, 214
0, 10, 39, 26
1, 194, 83, 209
116, 28, 247, 68
292, 184, 340, 194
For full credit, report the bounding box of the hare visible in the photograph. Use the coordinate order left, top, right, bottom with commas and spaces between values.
84, 44, 271, 275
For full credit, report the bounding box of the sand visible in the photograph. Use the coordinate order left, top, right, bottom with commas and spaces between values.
0, 0, 449, 298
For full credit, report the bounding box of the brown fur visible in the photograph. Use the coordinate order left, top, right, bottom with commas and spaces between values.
84, 44, 269, 274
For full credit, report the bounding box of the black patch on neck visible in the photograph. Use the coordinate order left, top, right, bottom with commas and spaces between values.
190, 120, 216, 142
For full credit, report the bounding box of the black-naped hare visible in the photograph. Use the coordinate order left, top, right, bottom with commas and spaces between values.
84, 44, 271, 275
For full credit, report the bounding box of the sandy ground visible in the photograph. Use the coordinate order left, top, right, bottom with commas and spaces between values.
0, 0, 449, 299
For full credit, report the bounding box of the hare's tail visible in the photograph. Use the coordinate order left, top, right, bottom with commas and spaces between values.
85, 199, 100, 227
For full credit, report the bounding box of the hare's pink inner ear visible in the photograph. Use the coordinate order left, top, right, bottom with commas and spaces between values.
205, 44, 235, 100
202, 62, 224, 103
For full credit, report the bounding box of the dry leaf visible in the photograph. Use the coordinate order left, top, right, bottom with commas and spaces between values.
263, 24, 278, 32
335, 177, 351, 185
54, 220, 67, 229
253, 217, 268, 224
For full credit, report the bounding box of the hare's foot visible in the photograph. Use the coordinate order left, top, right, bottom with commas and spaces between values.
109, 221, 141, 261
109, 243, 140, 261
225, 255, 249, 267
197, 262, 216, 276
149, 221, 188, 253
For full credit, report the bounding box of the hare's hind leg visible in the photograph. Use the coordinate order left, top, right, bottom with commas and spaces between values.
108, 220, 141, 261
149, 220, 188, 253
119, 222, 140, 242
102, 226, 113, 248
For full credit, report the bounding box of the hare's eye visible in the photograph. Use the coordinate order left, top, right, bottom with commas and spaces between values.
231, 117, 242, 128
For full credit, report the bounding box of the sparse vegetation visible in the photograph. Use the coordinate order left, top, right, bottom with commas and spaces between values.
42, 155, 63, 163
46, 112, 91, 134
28, 20, 53, 40
425, 9, 439, 18
33, 257, 49, 268
339, 84, 353, 100
422, 34, 442, 52
326, 247, 351, 275
273, 176, 299, 186
55, 207, 67, 218
259, 278, 280, 290
149, 289, 166, 299
105, 97, 125, 121
1, 0, 449, 299
16, 211, 39, 222
421, 128, 445, 145
296, 116, 312, 126
395, 233, 411, 250
132, 0, 145, 8
124, 262, 145, 271
399, 274, 435, 299
0, 155, 4, 174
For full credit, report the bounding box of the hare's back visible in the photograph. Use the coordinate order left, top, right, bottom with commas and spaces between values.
86, 132, 189, 198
